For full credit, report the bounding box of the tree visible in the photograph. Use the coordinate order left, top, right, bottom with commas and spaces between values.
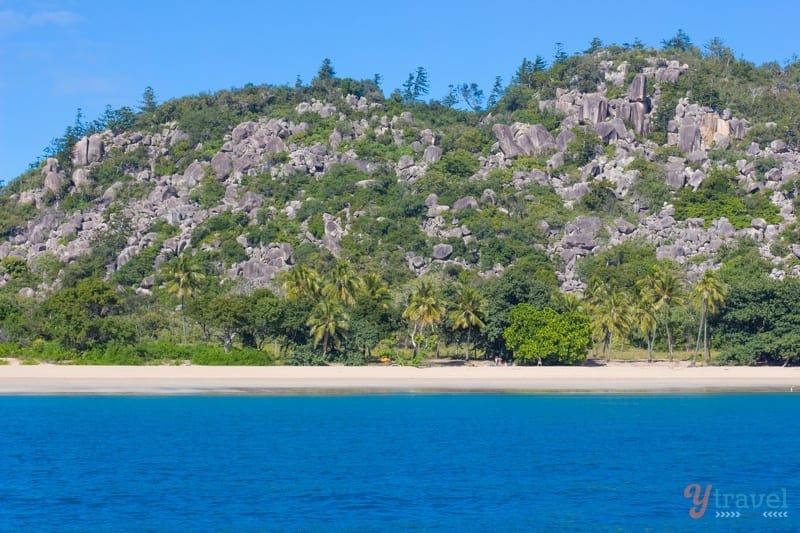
690, 270, 728, 365
360, 273, 391, 309
449, 285, 486, 360
487, 76, 504, 108
585, 37, 603, 54
402, 67, 430, 102
639, 264, 685, 360
350, 273, 394, 358
631, 292, 658, 362
553, 43, 568, 64
162, 253, 206, 343
316, 58, 336, 81
661, 29, 694, 52
448, 83, 484, 111
240, 289, 285, 350
206, 295, 250, 353
713, 278, 800, 365
511, 57, 547, 89
586, 279, 631, 359
140, 86, 157, 113
307, 298, 349, 357
38, 280, 124, 350
402, 280, 446, 356
322, 262, 362, 307
503, 304, 591, 365
281, 265, 322, 301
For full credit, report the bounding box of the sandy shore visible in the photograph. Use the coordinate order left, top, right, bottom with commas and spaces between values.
0, 360, 799, 394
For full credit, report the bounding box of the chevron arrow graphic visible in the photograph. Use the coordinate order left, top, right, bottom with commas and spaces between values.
762, 511, 789, 518
715, 511, 741, 518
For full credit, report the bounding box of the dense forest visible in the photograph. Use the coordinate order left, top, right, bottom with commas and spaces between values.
1, 31, 800, 366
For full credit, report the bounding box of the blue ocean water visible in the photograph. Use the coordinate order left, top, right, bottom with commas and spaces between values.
0, 394, 798, 532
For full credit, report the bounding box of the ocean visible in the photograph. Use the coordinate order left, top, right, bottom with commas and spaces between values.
0, 394, 797, 532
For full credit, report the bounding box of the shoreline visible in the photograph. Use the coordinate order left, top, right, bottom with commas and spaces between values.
1, 362, 799, 395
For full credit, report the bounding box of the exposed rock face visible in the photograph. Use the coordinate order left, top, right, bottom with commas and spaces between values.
678, 118, 701, 152
492, 123, 556, 157
210, 152, 233, 180
627, 73, 647, 102
6, 69, 800, 298
41, 158, 66, 194
582, 94, 608, 125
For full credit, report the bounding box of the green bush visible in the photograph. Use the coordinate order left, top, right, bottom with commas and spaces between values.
189, 175, 226, 208
673, 168, 781, 229
190, 345, 274, 365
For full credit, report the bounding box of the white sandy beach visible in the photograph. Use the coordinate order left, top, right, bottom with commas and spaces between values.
0, 360, 799, 394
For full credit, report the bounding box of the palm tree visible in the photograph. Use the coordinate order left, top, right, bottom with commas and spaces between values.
586, 279, 631, 360
322, 261, 362, 307
307, 298, 350, 357
449, 285, 486, 360
690, 269, 728, 365
402, 280, 446, 357
281, 265, 321, 301
163, 253, 206, 343
631, 294, 658, 362
640, 264, 685, 361
360, 272, 391, 309
552, 290, 583, 313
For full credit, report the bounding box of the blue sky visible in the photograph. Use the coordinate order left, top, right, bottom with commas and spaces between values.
2, 0, 800, 184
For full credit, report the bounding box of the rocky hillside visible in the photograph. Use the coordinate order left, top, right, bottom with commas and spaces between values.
2, 43, 800, 300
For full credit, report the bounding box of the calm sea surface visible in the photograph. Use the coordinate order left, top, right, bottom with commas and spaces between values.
0, 394, 798, 532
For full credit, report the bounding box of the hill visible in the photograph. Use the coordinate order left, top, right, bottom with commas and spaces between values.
2, 35, 800, 366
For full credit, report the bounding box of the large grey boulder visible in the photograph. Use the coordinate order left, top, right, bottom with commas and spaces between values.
71, 168, 91, 188
515, 124, 556, 154
423, 145, 442, 163
179, 162, 206, 189
582, 94, 608, 125
666, 157, 686, 188
72, 137, 89, 167
452, 196, 479, 211
556, 129, 576, 151
87, 134, 104, 164
210, 152, 233, 180
42, 158, 65, 194
627, 74, 647, 102
614, 218, 636, 234
678, 118, 701, 152
562, 182, 590, 201
493, 124, 520, 157
432, 243, 453, 260
629, 102, 648, 136
493, 123, 555, 158
596, 119, 627, 144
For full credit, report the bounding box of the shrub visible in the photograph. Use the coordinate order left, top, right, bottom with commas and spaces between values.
189, 175, 226, 209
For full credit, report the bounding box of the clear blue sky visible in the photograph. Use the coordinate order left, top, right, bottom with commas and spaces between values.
2, 0, 799, 184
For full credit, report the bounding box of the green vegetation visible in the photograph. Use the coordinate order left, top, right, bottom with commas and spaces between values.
673, 168, 781, 228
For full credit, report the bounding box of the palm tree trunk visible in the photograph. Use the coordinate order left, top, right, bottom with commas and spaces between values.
665, 317, 674, 361
646, 334, 653, 362
181, 295, 187, 344
693, 305, 705, 365
703, 316, 710, 364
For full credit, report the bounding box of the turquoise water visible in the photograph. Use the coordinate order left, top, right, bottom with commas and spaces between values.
0, 394, 797, 531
